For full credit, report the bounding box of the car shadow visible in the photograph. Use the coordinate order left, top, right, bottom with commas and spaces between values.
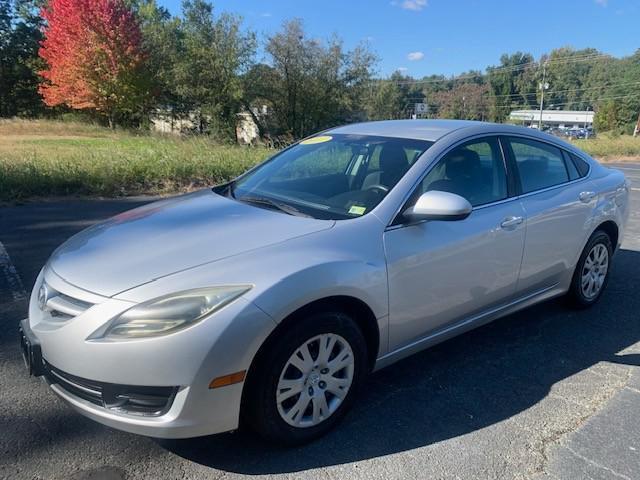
160, 248, 640, 474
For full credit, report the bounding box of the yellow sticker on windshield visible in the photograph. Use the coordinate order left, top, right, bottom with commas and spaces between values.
300, 135, 333, 145
349, 205, 366, 216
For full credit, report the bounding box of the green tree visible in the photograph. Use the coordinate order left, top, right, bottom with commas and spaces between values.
580, 49, 640, 132
364, 76, 405, 120
487, 52, 537, 121
241, 63, 280, 136
543, 47, 602, 110
432, 82, 490, 120
364, 71, 423, 120
0, 0, 44, 117
127, 0, 181, 120
173, 0, 256, 139
263, 19, 377, 138
594, 100, 619, 132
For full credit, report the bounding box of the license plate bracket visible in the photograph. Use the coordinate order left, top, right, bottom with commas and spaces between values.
19, 319, 44, 377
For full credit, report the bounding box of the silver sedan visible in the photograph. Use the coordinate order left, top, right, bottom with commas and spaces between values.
19, 120, 630, 445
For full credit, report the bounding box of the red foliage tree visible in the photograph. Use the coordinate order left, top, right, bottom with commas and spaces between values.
39, 0, 151, 127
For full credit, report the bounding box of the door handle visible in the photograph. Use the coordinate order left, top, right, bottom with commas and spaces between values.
579, 191, 596, 203
500, 216, 523, 229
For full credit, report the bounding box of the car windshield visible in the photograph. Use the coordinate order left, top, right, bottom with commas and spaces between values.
229, 134, 433, 220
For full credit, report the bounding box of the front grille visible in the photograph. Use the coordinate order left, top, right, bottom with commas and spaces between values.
40, 282, 93, 322
46, 292, 92, 320
44, 361, 178, 416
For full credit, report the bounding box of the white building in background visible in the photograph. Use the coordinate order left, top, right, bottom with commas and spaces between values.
150, 109, 198, 134
509, 109, 594, 129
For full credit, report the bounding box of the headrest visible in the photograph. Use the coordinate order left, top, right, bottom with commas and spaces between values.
379, 143, 409, 173
446, 148, 481, 179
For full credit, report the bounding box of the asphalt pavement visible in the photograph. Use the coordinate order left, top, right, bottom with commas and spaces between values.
1, 165, 639, 480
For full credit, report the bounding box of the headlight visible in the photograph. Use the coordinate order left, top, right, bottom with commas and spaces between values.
90, 286, 252, 340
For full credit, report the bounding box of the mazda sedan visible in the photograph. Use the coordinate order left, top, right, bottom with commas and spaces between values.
20, 120, 629, 445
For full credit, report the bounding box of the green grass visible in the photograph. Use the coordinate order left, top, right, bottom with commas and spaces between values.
571, 133, 640, 160
2, 119, 640, 202
0, 119, 272, 202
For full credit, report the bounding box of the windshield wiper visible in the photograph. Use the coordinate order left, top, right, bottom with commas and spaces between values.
239, 195, 311, 217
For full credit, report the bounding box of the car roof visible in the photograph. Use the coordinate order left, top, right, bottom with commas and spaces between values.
326, 119, 580, 148
325, 120, 591, 160
327, 119, 494, 142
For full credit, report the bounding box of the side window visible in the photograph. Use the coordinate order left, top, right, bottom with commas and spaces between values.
570, 153, 590, 177
564, 151, 580, 180
419, 137, 508, 207
507, 137, 569, 193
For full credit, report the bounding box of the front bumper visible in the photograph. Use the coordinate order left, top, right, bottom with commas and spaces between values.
43, 368, 246, 438
24, 270, 276, 438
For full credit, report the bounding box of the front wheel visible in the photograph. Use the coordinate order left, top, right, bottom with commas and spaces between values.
243, 311, 368, 445
568, 230, 613, 308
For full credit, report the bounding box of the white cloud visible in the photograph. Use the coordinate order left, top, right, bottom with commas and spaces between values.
393, 0, 428, 11
260, 12, 272, 17
594, 0, 608, 6
397, 67, 409, 72
407, 51, 425, 61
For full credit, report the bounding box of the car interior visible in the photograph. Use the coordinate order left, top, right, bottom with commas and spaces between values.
249, 137, 431, 217
507, 139, 570, 194
422, 141, 507, 207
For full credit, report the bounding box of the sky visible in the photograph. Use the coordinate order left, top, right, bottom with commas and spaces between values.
157, 0, 639, 78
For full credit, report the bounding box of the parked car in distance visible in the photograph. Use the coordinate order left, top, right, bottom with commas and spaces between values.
549, 127, 595, 140
20, 120, 629, 445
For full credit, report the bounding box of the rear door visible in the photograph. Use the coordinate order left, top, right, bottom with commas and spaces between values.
502, 135, 595, 295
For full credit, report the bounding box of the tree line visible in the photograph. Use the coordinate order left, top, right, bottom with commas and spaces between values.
1, 0, 639, 141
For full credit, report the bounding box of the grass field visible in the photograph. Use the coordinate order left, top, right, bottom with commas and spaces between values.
0, 119, 271, 202
1, 119, 639, 202
572, 134, 640, 160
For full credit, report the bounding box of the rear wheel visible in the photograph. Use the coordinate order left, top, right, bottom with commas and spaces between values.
244, 311, 368, 445
568, 230, 612, 308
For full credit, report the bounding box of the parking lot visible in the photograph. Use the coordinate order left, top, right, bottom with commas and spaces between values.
1, 164, 639, 480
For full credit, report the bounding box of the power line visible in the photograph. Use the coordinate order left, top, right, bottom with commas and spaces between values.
489, 80, 640, 100
400, 81, 640, 106
400, 91, 640, 120
371, 53, 614, 86
451, 80, 640, 103
509, 92, 640, 110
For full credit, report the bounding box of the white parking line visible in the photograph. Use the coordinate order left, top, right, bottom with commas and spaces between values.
0, 240, 26, 302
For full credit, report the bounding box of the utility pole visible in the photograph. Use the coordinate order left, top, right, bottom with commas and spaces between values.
538, 62, 549, 130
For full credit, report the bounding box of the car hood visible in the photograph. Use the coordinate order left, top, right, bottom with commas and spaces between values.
48, 190, 335, 297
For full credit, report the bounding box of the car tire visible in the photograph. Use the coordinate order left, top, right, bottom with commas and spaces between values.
567, 230, 613, 308
243, 310, 368, 445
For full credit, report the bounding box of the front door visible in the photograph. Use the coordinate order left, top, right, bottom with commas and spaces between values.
383, 136, 526, 352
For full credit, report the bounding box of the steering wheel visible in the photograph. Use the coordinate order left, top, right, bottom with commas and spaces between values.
365, 184, 389, 195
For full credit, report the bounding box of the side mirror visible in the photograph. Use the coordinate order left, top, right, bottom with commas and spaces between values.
403, 190, 472, 222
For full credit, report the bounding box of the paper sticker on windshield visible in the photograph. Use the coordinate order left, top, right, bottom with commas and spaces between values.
300, 135, 333, 145
349, 205, 366, 216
